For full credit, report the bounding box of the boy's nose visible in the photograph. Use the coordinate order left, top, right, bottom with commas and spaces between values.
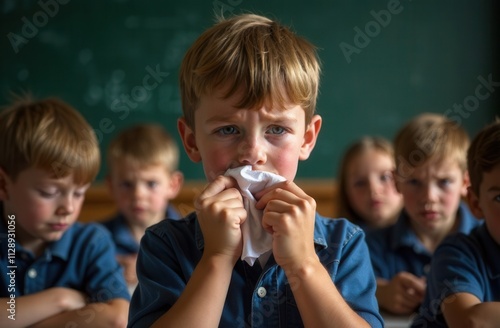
133, 184, 147, 198
57, 195, 75, 215
237, 137, 266, 166
423, 184, 439, 202
369, 178, 382, 196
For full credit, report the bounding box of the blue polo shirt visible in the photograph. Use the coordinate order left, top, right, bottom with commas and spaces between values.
0, 207, 130, 302
101, 205, 181, 255
366, 202, 480, 279
128, 212, 384, 328
411, 222, 500, 327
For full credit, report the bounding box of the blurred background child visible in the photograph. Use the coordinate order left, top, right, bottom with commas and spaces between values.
412, 119, 500, 327
366, 113, 481, 315
101, 123, 183, 290
337, 136, 403, 231
0, 97, 129, 327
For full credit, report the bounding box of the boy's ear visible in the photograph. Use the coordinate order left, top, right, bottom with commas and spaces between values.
0, 167, 11, 201
299, 115, 322, 160
178, 118, 201, 163
166, 171, 184, 199
461, 170, 471, 198
466, 187, 484, 219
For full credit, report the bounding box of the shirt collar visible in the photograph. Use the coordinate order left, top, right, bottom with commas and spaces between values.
455, 201, 479, 233
166, 205, 181, 220
389, 210, 425, 252
44, 223, 79, 261
111, 214, 139, 253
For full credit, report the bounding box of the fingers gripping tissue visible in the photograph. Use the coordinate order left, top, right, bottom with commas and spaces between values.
224, 165, 286, 266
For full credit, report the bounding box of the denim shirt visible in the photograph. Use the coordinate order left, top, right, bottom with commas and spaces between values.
366, 202, 480, 279
101, 205, 181, 255
411, 223, 500, 327
0, 210, 130, 302
128, 212, 383, 328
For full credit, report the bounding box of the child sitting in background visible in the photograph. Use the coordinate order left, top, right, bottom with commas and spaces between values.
337, 136, 403, 231
101, 123, 183, 288
411, 119, 500, 327
366, 113, 481, 315
0, 97, 129, 327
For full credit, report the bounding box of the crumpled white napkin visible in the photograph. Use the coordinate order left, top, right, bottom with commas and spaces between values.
224, 165, 286, 266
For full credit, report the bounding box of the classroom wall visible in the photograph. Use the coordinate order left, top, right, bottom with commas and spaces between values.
1, 0, 499, 182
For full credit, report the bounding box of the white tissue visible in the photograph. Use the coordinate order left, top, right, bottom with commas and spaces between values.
224, 165, 286, 266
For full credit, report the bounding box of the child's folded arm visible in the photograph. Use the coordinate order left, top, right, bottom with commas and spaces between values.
0, 287, 85, 327
29, 298, 129, 328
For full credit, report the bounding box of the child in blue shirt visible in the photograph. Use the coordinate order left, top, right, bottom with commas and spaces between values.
0, 97, 129, 327
101, 123, 183, 288
412, 119, 500, 327
366, 113, 480, 315
128, 13, 383, 328
337, 136, 403, 231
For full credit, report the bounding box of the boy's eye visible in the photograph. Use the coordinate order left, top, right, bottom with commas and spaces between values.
493, 194, 500, 203
267, 126, 286, 135
380, 172, 393, 183
38, 189, 57, 198
146, 181, 159, 189
217, 126, 238, 135
73, 191, 85, 199
438, 178, 452, 188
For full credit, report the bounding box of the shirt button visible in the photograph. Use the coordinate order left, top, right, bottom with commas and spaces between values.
423, 264, 431, 274
257, 287, 267, 298
27, 268, 37, 278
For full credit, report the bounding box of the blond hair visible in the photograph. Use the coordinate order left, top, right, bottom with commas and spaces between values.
179, 13, 320, 128
107, 123, 179, 172
337, 136, 395, 220
467, 118, 500, 196
394, 113, 469, 179
0, 97, 100, 184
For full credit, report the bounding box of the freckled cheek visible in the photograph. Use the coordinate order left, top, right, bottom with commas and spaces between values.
27, 201, 53, 224
202, 149, 233, 178
74, 199, 86, 212
270, 151, 299, 180
150, 193, 168, 208
442, 192, 461, 212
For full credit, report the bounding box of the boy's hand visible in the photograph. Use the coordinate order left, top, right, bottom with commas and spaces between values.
51, 287, 87, 311
195, 175, 247, 264
378, 272, 426, 314
117, 254, 138, 285
255, 180, 317, 272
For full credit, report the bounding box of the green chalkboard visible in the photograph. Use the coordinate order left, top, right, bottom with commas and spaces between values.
1, 0, 498, 181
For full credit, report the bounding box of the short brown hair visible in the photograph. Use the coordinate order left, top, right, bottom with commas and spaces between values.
394, 113, 469, 179
467, 118, 500, 196
0, 96, 100, 184
107, 123, 179, 172
179, 13, 320, 128
337, 136, 395, 220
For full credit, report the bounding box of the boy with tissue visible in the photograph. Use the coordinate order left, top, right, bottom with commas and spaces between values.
128, 13, 383, 328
